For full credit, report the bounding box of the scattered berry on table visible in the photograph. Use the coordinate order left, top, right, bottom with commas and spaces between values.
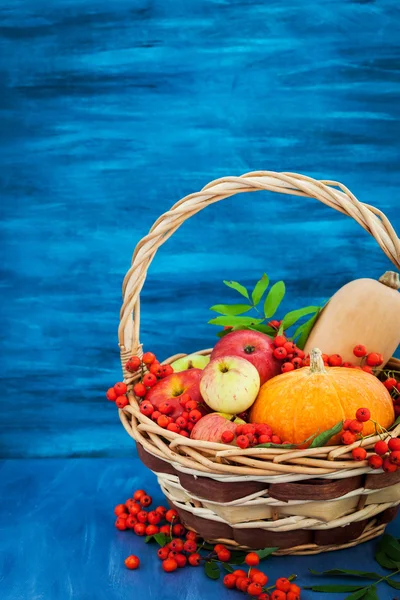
245, 552, 260, 567
124, 555, 140, 570
188, 553, 201, 566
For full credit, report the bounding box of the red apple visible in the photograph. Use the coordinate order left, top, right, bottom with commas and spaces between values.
190, 412, 244, 442
146, 368, 205, 419
211, 329, 280, 384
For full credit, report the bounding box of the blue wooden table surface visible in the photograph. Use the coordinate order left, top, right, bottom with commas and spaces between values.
0, 0, 399, 598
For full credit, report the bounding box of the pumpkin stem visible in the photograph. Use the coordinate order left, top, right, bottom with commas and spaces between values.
310, 348, 327, 373
379, 271, 400, 290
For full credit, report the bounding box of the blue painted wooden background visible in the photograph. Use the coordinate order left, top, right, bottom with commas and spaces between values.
1, 0, 399, 459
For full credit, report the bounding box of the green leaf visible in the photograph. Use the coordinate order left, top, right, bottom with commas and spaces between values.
248, 324, 276, 336
223, 280, 249, 299
204, 561, 220, 580
281, 306, 320, 330
255, 547, 278, 559
390, 415, 400, 429
152, 533, 171, 547
309, 420, 343, 448
210, 304, 252, 316
310, 568, 380, 580
216, 328, 233, 338
344, 589, 368, 600
256, 442, 298, 449
263, 281, 286, 318
375, 550, 399, 570
209, 316, 263, 327
251, 274, 269, 305
379, 534, 400, 562
293, 310, 321, 349
363, 587, 379, 600
222, 564, 234, 573
387, 579, 400, 590
305, 584, 364, 593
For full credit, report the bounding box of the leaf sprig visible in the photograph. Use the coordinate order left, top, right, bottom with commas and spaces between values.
209, 274, 321, 349
306, 534, 400, 598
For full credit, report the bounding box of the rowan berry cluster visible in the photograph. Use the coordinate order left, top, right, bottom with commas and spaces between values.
221, 423, 285, 449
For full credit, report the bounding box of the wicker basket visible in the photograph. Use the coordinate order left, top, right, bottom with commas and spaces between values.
118, 171, 400, 555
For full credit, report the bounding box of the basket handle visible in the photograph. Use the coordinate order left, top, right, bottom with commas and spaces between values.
118, 171, 400, 357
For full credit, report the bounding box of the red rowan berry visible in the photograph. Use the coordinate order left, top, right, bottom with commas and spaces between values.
161, 364, 174, 377
188, 553, 201, 566
352, 447, 367, 461
233, 569, 247, 578
140, 494, 152, 507
251, 572, 268, 586
183, 540, 197, 553
185, 400, 198, 411
217, 548, 231, 562
341, 431, 357, 445
274, 336, 287, 347
176, 416, 187, 429
343, 419, 353, 430
274, 347, 287, 360
143, 373, 157, 388
165, 509, 179, 523
116, 395, 129, 408
223, 574, 237, 589
155, 506, 167, 518
125, 356, 141, 372
147, 511, 161, 525
271, 435, 282, 444
388, 438, 400, 451
159, 401, 173, 415
133, 490, 145, 501
389, 450, 400, 465
281, 362, 295, 373
106, 388, 117, 401
114, 382, 127, 395
384, 378, 397, 391
157, 547, 169, 560
172, 523, 186, 537
189, 409, 202, 423
353, 345, 367, 357
114, 504, 127, 517
170, 538, 184, 552
115, 516, 127, 530
151, 410, 161, 422
133, 383, 147, 398
159, 525, 171, 535
287, 593, 300, 600
356, 407, 371, 422
175, 553, 187, 568
259, 594, 270, 600
366, 353, 383, 367
283, 341, 296, 353
276, 578, 291, 592
167, 423, 181, 433
342, 362, 354, 368
149, 363, 162, 377
362, 365, 374, 374
248, 582, 263, 596
133, 523, 146, 536
237, 577, 251, 592
139, 401, 154, 417
383, 457, 398, 473
125, 515, 137, 529
221, 430, 235, 444
328, 354, 342, 366
128, 502, 141, 516
258, 434, 272, 444
349, 419, 363, 434
186, 530, 198, 541
292, 357, 303, 369
374, 441, 388, 455
145, 524, 159, 536
255, 424, 272, 436
157, 415, 169, 428
162, 558, 178, 572
236, 435, 249, 449
142, 352, 156, 365
271, 592, 286, 600
268, 320, 281, 329
137, 510, 148, 523
245, 552, 260, 566
368, 454, 383, 469
124, 555, 140, 569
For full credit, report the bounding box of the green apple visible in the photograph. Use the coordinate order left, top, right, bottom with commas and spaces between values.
200, 355, 260, 413
171, 353, 210, 372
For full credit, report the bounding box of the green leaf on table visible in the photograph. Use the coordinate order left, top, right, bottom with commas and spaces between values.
204, 561, 220, 580
344, 589, 368, 600
255, 547, 278, 559
310, 568, 380, 580
222, 564, 234, 573
281, 306, 320, 330
363, 586, 379, 600
378, 534, 400, 562
293, 310, 321, 349
209, 316, 263, 327
223, 280, 249, 299
387, 578, 400, 590
375, 550, 399, 570
309, 420, 343, 448
210, 303, 252, 316
151, 533, 171, 547
263, 281, 286, 318
251, 273, 269, 305
305, 584, 364, 593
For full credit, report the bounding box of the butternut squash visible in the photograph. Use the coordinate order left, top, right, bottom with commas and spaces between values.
304, 271, 400, 365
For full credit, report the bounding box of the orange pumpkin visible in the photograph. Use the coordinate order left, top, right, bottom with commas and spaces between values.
250, 348, 394, 445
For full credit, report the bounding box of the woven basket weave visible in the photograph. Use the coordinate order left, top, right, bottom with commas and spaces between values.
118, 171, 400, 555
